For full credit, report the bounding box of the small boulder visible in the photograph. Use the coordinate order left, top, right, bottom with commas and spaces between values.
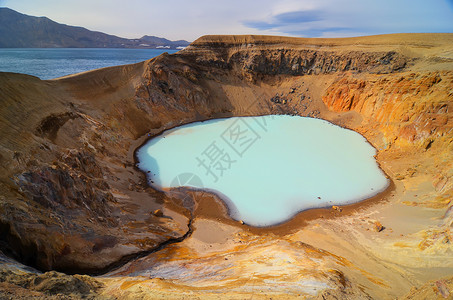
374, 221, 384, 232
153, 209, 163, 217
332, 205, 342, 212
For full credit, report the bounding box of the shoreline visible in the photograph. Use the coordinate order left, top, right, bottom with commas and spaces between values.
132, 113, 395, 234
183, 178, 395, 236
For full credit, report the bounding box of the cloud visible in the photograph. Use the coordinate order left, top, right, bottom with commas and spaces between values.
242, 10, 330, 36
283, 27, 354, 37
274, 10, 322, 24
244, 10, 323, 33
243, 9, 350, 37
243, 0, 453, 38
243, 21, 277, 31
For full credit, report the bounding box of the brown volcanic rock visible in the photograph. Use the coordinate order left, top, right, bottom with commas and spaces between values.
401, 277, 453, 299
189, 33, 453, 47
0, 33, 452, 298
181, 35, 414, 82
0, 268, 103, 298
0, 66, 191, 273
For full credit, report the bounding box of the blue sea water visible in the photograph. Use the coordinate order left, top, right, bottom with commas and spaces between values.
0, 48, 179, 80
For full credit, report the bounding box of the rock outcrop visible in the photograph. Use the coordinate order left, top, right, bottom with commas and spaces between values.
323, 72, 452, 149
0, 69, 191, 274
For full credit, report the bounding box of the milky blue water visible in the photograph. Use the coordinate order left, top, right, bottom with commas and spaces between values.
0, 48, 178, 79
137, 115, 389, 227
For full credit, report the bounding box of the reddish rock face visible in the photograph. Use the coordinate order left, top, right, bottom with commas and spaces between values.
323, 72, 453, 148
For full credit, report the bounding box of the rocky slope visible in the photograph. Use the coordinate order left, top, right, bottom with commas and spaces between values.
0, 33, 452, 299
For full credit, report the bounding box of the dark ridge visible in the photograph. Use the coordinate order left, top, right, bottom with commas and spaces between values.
69, 217, 194, 276
0, 7, 190, 49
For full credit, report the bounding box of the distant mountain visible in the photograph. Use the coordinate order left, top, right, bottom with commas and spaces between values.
0, 8, 190, 49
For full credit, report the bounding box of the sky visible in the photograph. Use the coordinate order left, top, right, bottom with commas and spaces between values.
1, 0, 453, 41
